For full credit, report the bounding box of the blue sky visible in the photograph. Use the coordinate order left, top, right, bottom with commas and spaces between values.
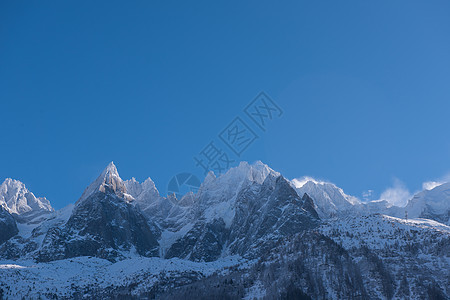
1, 1, 449, 209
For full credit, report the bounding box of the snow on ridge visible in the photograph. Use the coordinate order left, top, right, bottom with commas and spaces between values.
382, 215, 450, 232
320, 213, 450, 251
124, 177, 159, 200
292, 176, 360, 204
200, 161, 279, 190
291, 176, 325, 189
290, 176, 361, 219
0, 264, 26, 269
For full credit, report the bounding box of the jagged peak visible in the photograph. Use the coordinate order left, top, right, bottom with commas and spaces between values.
197, 161, 276, 194
248, 160, 279, 183
203, 171, 216, 184
142, 177, 157, 189
1, 178, 28, 192
76, 162, 127, 204
218, 161, 277, 183
0, 178, 53, 216
102, 161, 120, 178
194, 161, 281, 209
124, 176, 159, 201
179, 191, 195, 206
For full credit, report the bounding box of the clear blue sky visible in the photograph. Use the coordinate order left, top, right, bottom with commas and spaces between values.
1, 1, 449, 209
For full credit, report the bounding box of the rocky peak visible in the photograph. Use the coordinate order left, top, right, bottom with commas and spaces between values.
77, 162, 127, 204
125, 177, 159, 200
38, 162, 160, 262
0, 178, 53, 218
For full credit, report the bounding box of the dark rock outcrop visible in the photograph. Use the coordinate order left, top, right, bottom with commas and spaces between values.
0, 206, 18, 244
228, 175, 320, 258
38, 188, 160, 262
166, 174, 321, 261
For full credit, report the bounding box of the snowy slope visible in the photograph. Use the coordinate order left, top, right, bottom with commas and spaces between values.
291, 175, 450, 226
405, 181, 450, 224
320, 214, 449, 298
320, 214, 450, 250
193, 161, 280, 225
291, 177, 360, 219
0, 256, 247, 299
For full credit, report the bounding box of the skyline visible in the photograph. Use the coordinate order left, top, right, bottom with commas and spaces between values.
2, 159, 449, 210
1, 1, 449, 209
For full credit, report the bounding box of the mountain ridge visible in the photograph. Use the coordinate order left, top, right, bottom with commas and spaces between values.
0, 161, 448, 299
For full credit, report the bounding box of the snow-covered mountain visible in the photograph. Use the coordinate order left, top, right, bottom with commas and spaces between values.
405, 181, 450, 225
291, 176, 450, 226
0, 178, 53, 222
291, 177, 360, 219
320, 214, 449, 299
37, 162, 160, 262
165, 164, 319, 262
76, 161, 129, 203
0, 161, 448, 299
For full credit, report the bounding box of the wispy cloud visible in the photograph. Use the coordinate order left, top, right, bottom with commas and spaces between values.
379, 178, 412, 207
422, 173, 450, 190
377, 172, 450, 207
291, 176, 325, 188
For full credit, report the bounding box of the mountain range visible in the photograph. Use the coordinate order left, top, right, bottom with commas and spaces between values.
0, 161, 448, 299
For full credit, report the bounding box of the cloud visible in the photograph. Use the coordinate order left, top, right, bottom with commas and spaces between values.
378, 172, 450, 207
422, 181, 444, 190
379, 178, 412, 207
421, 173, 450, 190
291, 176, 326, 188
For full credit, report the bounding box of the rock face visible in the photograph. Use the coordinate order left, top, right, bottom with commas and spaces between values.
38, 190, 159, 262
37, 163, 160, 262
0, 206, 18, 244
165, 218, 229, 262
242, 231, 368, 300
227, 176, 320, 257
0, 178, 53, 222
165, 166, 320, 262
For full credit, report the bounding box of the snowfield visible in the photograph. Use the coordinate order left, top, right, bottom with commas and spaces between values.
0, 255, 249, 299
